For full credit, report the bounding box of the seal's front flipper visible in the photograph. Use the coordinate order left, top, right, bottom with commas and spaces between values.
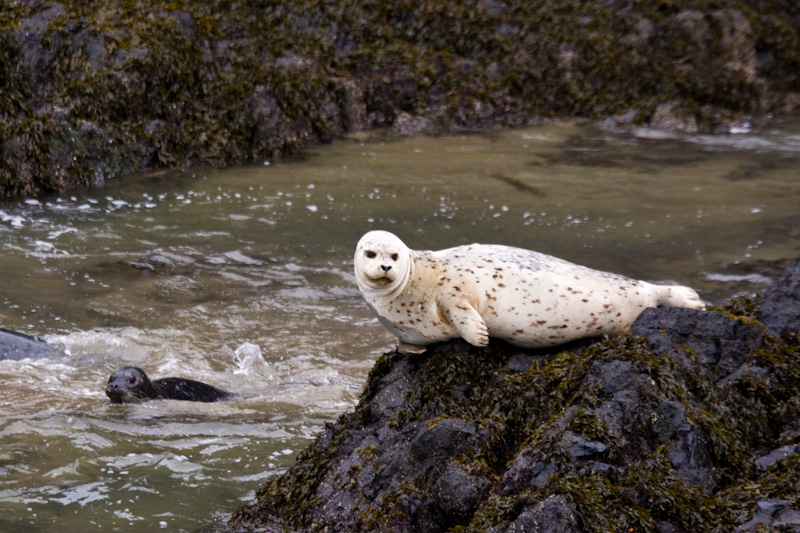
444, 300, 490, 348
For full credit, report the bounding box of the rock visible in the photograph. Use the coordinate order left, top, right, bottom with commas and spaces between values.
217, 257, 800, 532
593, 388, 641, 435
665, 422, 718, 491
713, 9, 757, 83
505, 495, 578, 533
505, 353, 535, 373
629, 306, 763, 380
409, 418, 478, 461
586, 359, 639, 395
648, 102, 699, 133
432, 462, 491, 521
651, 400, 686, 446
563, 433, 609, 460
754, 444, 799, 474
760, 256, 800, 338
774, 509, 800, 527
12, 4, 69, 83
3, 1, 800, 197
0, 328, 64, 361
736, 499, 800, 532
392, 112, 432, 136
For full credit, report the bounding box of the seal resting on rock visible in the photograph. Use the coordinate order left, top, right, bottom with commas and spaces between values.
105, 366, 236, 404
354, 230, 705, 354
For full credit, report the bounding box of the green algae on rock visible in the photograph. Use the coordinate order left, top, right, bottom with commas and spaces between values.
216, 258, 800, 532
2, 0, 800, 197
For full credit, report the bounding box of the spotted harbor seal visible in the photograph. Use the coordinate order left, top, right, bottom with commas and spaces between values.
354, 230, 705, 354
105, 366, 236, 404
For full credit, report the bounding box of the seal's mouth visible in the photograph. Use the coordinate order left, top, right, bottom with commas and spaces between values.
366, 275, 393, 287
106, 386, 143, 404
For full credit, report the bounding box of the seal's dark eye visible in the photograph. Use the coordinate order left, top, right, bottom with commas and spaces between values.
128, 377, 136, 384
365, 250, 376, 259
390, 253, 398, 261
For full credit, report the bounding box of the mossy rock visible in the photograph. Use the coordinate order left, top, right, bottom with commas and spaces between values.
2, 0, 800, 196
219, 282, 799, 532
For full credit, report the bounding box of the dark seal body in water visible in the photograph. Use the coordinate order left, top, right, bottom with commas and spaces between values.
0, 328, 64, 361
106, 366, 236, 403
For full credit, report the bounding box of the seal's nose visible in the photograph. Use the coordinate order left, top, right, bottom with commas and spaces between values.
381, 265, 392, 272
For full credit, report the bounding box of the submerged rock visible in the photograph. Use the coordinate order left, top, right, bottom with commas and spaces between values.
215, 258, 800, 531
0, 328, 64, 360
2, 1, 800, 196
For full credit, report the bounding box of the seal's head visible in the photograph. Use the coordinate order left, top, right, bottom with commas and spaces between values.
354, 230, 413, 296
106, 366, 156, 404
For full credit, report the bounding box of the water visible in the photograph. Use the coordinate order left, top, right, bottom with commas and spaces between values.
1, 119, 799, 531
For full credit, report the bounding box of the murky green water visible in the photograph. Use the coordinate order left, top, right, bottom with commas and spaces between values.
1, 120, 799, 531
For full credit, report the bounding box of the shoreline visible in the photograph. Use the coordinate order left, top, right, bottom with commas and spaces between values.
3, 1, 798, 197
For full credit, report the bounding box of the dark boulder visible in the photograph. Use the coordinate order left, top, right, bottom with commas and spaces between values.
760, 256, 800, 339
504, 494, 579, 533
0, 328, 64, 361
433, 461, 492, 521
628, 306, 764, 381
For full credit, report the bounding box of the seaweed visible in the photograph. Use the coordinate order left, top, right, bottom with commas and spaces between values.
2, 0, 800, 196
226, 304, 800, 531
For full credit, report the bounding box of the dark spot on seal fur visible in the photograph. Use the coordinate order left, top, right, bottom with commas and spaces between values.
105, 366, 236, 404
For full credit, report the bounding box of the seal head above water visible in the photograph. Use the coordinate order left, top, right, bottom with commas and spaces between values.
354, 230, 705, 354
105, 366, 235, 404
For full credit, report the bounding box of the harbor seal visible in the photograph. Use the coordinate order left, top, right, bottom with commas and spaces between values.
105, 366, 236, 404
354, 230, 705, 354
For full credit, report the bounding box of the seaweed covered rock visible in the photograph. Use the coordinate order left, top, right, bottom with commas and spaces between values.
221, 257, 800, 532
2, 0, 800, 196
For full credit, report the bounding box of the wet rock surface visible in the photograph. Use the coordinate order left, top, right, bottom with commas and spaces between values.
760, 257, 800, 339
2, 0, 800, 196
214, 258, 800, 532
0, 328, 64, 360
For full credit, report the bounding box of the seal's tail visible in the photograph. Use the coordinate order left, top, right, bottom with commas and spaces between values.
658, 285, 706, 310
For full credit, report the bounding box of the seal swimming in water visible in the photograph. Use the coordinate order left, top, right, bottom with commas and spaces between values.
105, 366, 236, 404
0, 328, 64, 361
354, 230, 706, 354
